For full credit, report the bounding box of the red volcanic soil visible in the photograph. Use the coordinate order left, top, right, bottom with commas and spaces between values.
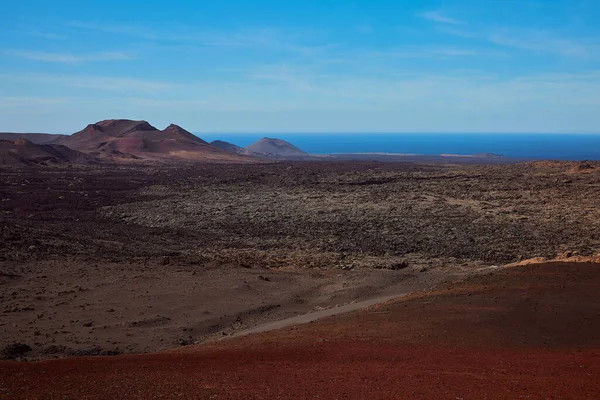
2, 262, 599, 399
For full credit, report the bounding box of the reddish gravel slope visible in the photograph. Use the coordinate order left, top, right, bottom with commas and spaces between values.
1, 262, 599, 399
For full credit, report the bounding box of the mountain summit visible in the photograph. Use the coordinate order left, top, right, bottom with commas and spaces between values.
54, 119, 254, 162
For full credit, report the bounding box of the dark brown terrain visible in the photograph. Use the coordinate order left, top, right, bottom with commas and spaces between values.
0, 160, 599, 398
0, 139, 96, 166
332, 152, 525, 164
209, 139, 246, 154
0, 133, 65, 144
1, 160, 600, 356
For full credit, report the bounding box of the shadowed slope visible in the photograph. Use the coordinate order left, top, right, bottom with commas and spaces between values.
0, 133, 66, 144
210, 140, 246, 154
0, 139, 96, 166
245, 137, 308, 158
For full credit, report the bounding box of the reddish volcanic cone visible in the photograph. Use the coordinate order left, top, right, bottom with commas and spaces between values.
245, 137, 308, 157
55, 119, 258, 163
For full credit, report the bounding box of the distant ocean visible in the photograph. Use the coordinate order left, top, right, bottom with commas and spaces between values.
198, 133, 600, 161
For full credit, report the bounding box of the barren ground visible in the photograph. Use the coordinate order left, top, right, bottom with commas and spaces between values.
1, 261, 599, 399
1, 161, 599, 360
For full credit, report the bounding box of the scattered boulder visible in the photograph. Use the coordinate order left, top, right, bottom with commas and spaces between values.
373, 262, 409, 270
175, 337, 194, 346
389, 261, 409, 270
558, 250, 579, 259
1, 343, 32, 360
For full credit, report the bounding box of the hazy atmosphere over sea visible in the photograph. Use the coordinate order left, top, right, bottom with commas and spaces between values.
201, 133, 600, 160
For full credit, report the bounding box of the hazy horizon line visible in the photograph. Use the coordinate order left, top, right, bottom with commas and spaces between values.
2, 129, 600, 136
195, 131, 600, 135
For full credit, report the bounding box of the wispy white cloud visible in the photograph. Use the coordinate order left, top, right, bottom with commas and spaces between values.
367, 46, 503, 59
435, 26, 478, 38
2, 69, 600, 132
0, 73, 176, 93
226, 62, 600, 111
0, 96, 68, 108
8, 50, 134, 63
66, 21, 159, 39
66, 20, 330, 55
419, 10, 461, 25
438, 26, 600, 58
487, 29, 598, 57
65, 75, 174, 92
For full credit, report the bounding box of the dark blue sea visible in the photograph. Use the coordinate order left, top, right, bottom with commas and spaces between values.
198, 133, 600, 161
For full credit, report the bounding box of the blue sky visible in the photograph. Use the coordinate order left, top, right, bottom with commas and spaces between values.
1, 0, 600, 133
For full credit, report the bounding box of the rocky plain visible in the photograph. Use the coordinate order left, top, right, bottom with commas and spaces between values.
1, 160, 600, 362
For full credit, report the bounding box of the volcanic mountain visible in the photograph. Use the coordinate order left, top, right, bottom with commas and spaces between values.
245, 137, 308, 158
0, 132, 66, 144
54, 120, 254, 162
0, 138, 96, 166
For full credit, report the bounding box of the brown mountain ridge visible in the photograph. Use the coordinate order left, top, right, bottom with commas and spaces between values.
0, 139, 96, 166
54, 119, 255, 163
0, 132, 66, 144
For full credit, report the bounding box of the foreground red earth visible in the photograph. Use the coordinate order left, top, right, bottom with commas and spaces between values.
1, 262, 599, 399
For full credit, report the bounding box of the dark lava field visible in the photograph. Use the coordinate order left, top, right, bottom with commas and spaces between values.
1, 161, 600, 358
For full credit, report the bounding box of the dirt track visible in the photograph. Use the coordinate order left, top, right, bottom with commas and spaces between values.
1, 262, 599, 399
